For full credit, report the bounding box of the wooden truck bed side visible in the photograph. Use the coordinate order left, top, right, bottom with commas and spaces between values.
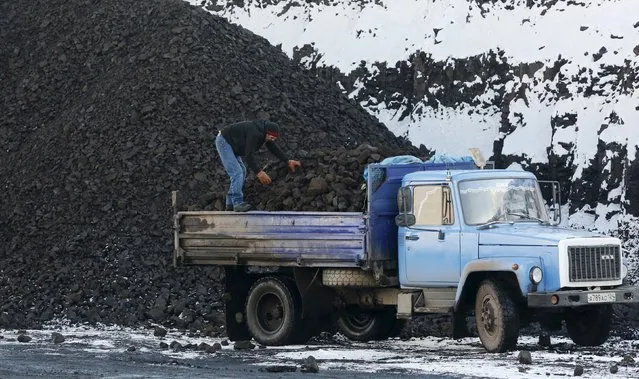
173, 210, 366, 268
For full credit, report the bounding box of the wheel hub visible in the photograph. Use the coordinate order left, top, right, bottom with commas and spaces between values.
481, 297, 496, 334
257, 293, 285, 333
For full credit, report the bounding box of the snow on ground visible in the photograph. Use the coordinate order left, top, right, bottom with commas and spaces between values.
263, 335, 639, 378
2, 324, 639, 378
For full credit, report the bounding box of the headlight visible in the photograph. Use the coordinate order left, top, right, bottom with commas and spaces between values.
622, 263, 628, 279
529, 266, 543, 284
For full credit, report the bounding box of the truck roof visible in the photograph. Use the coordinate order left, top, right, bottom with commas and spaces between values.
402, 169, 537, 184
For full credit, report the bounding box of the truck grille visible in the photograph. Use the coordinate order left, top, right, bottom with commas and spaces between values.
568, 245, 620, 282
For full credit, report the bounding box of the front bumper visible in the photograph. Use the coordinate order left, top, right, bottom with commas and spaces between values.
528, 286, 639, 308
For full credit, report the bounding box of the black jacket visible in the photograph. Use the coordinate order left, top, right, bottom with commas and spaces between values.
220, 120, 289, 173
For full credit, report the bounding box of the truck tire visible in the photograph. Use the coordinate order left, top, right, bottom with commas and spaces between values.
245, 277, 299, 345
474, 279, 520, 353
376, 310, 406, 340
322, 269, 377, 287
336, 308, 383, 341
565, 305, 612, 346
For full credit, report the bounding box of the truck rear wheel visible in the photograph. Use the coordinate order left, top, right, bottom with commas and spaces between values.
565, 305, 612, 346
376, 309, 406, 339
245, 277, 299, 345
336, 308, 384, 341
474, 279, 520, 353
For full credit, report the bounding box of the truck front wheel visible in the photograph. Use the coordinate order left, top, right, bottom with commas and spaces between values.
565, 305, 612, 346
474, 279, 520, 353
245, 277, 299, 345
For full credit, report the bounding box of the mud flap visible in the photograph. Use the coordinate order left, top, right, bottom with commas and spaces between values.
292, 268, 337, 339
224, 268, 252, 341
397, 293, 413, 319
452, 309, 471, 339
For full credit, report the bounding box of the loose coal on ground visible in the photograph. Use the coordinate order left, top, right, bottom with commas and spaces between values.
0, 0, 421, 331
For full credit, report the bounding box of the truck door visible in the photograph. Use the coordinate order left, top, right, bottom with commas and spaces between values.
401, 184, 461, 286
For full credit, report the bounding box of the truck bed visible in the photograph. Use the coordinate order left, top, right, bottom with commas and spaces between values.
173, 211, 366, 267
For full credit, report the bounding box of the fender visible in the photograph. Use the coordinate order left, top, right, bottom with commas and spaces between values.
454, 257, 545, 310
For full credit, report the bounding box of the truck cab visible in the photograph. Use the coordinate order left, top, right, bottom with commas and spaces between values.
394, 168, 634, 352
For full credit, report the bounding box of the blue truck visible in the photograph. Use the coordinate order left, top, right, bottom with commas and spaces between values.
172, 159, 639, 352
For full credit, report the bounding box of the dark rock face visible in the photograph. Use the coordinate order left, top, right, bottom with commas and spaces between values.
302, 47, 639, 220
237, 0, 639, 229
0, 0, 417, 330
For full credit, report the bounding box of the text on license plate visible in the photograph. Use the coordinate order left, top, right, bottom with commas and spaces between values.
587, 292, 616, 303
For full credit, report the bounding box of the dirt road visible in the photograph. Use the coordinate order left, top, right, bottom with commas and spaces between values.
1, 326, 637, 378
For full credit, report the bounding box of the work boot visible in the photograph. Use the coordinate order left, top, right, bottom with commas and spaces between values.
225, 204, 233, 211
233, 202, 251, 212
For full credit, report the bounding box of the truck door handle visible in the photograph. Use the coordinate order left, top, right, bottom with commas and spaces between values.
405, 235, 419, 241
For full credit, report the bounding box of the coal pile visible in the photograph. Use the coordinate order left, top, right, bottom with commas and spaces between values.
198, 143, 413, 212
0, 0, 419, 329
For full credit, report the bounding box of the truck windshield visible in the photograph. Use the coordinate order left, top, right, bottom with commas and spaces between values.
458, 178, 549, 226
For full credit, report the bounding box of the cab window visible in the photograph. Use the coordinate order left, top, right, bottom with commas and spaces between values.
413, 185, 454, 226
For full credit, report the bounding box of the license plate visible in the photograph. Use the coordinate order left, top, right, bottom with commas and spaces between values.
587, 292, 616, 303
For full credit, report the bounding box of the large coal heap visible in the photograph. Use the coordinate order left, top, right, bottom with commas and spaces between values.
0, 0, 419, 329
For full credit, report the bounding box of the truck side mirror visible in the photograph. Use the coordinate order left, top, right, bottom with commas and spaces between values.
397, 186, 413, 213
547, 205, 561, 225
395, 214, 416, 227
396, 187, 415, 227
538, 180, 561, 225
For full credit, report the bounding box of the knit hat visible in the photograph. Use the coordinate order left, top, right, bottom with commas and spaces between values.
265, 122, 280, 137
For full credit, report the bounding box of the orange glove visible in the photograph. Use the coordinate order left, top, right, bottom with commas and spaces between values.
287, 160, 301, 173
256, 171, 272, 185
